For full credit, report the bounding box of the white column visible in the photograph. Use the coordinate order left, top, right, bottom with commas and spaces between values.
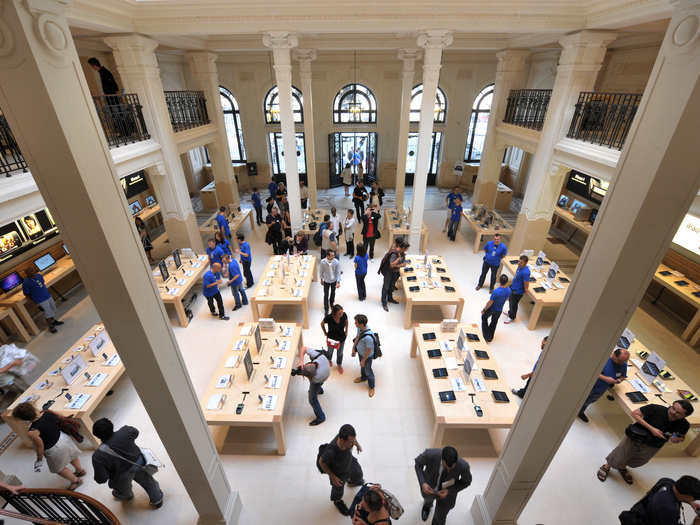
0, 3, 239, 523
510, 30, 616, 253
472, 49, 530, 208
294, 49, 318, 209
186, 51, 241, 210
264, 32, 302, 232
395, 49, 421, 212
409, 31, 452, 251
471, 3, 700, 522
103, 35, 203, 252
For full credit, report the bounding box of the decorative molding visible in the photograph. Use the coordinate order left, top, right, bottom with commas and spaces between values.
292, 48, 316, 62
398, 48, 421, 62
417, 30, 453, 50
262, 31, 298, 50
24, 0, 72, 66
495, 49, 531, 73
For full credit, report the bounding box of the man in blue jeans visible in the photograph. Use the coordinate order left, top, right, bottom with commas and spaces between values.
92, 418, 163, 509
447, 197, 463, 241
481, 274, 511, 342
215, 206, 231, 239
224, 254, 248, 311
235, 233, 254, 288
578, 348, 629, 422
504, 255, 531, 324
352, 314, 375, 398
297, 346, 331, 426
476, 233, 507, 292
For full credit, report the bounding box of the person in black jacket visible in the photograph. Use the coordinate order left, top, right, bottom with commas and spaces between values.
88, 58, 119, 95
619, 475, 700, 525
414, 446, 471, 525
92, 418, 163, 508
361, 206, 381, 259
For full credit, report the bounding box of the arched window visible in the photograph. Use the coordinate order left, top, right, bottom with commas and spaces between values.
333, 83, 377, 123
410, 84, 447, 123
464, 84, 494, 162
219, 86, 246, 162
264, 85, 303, 124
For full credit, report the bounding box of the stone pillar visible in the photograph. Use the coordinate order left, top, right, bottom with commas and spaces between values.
471, 3, 700, 523
395, 49, 420, 212
409, 31, 452, 251
264, 32, 302, 232
0, 2, 239, 523
103, 34, 203, 251
510, 31, 617, 253
186, 52, 241, 210
294, 49, 318, 209
473, 49, 530, 208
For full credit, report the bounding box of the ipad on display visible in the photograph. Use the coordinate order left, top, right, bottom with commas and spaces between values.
0, 272, 23, 293
34, 253, 56, 272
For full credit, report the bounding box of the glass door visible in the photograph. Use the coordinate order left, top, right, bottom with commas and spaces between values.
328, 132, 378, 187
268, 132, 307, 185
405, 132, 442, 186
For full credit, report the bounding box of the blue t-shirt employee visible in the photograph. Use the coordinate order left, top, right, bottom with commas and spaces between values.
22, 270, 64, 333
216, 207, 231, 239
578, 348, 630, 422
202, 262, 229, 320
225, 255, 248, 311
477, 233, 507, 292
235, 232, 254, 289
480, 274, 511, 342
505, 255, 531, 323
206, 239, 225, 268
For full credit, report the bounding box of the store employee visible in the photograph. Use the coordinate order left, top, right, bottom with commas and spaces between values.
206, 238, 225, 268
22, 270, 64, 334
476, 233, 507, 293
216, 207, 231, 239
505, 255, 531, 324
202, 263, 228, 320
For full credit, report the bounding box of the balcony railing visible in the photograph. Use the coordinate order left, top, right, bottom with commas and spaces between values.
567, 91, 642, 150
1, 487, 121, 524
93, 94, 150, 148
0, 113, 28, 177
164, 90, 210, 132
503, 89, 552, 131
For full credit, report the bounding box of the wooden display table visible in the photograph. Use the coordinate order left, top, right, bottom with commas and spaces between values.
135, 203, 161, 224
153, 253, 209, 327
494, 182, 513, 212
199, 208, 254, 241
387, 217, 428, 254
383, 207, 411, 232
552, 207, 593, 239
298, 208, 330, 238
651, 264, 700, 343
200, 181, 218, 211
2, 323, 125, 448
410, 323, 518, 451
462, 207, 514, 254
501, 255, 571, 330
0, 307, 30, 343
250, 255, 318, 328
399, 255, 465, 329
615, 338, 700, 456
0, 257, 79, 336
201, 321, 303, 455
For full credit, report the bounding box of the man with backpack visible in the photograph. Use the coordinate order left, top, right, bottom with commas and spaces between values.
321, 215, 337, 260
379, 239, 408, 311
296, 346, 331, 426
618, 475, 700, 525
317, 423, 365, 516
352, 314, 378, 398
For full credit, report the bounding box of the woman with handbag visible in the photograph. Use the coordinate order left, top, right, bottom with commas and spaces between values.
349, 483, 403, 524
12, 403, 85, 490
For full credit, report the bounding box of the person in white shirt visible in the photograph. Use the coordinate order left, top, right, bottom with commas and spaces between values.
321, 215, 337, 260
343, 209, 356, 258
330, 207, 341, 238
341, 163, 353, 196
320, 250, 341, 316
300, 181, 309, 209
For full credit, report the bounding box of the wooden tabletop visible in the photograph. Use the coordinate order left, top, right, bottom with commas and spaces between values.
0, 257, 77, 307
400, 254, 461, 304
153, 253, 209, 304
3, 323, 125, 420
299, 208, 330, 236
502, 256, 571, 306
462, 207, 514, 236
413, 323, 519, 428
252, 255, 317, 304
135, 204, 161, 223
199, 209, 252, 236
653, 263, 700, 308
383, 208, 411, 230
553, 207, 593, 235
201, 321, 302, 425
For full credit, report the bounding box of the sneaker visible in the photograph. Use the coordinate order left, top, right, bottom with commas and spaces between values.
382, 304, 389, 311
578, 413, 589, 423
53, 320, 65, 326
232, 305, 241, 311
334, 500, 350, 516
309, 419, 324, 426
368, 388, 375, 398
353, 377, 366, 383
475, 285, 482, 291
151, 497, 163, 509
49, 326, 57, 333
337, 365, 344, 374
388, 299, 399, 304
219, 315, 230, 321
504, 318, 514, 324
211, 312, 218, 317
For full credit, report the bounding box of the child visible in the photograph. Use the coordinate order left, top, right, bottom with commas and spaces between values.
354, 243, 369, 301
251, 187, 263, 225
448, 196, 463, 241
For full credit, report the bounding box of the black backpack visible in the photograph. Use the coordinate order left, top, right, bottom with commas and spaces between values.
618, 478, 675, 525
313, 230, 322, 246
316, 443, 328, 474
360, 331, 382, 358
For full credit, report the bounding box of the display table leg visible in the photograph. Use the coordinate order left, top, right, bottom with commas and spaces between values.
0, 324, 8, 342
5, 310, 31, 342
487, 428, 508, 455
250, 298, 260, 322
210, 425, 230, 453
473, 232, 481, 254
681, 307, 700, 341
431, 419, 446, 448
249, 210, 255, 230
173, 301, 189, 327
410, 331, 418, 358
13, 303, 40, 336
1, 412, 30, 446
528, 302, 544, 330
302, 298, 309, 329
273, 416, 286, 455
454, 298, 465, 322
422, 231, 428, 253
77, 415, 99, 449
404, 298, 414, 330
689, 324, 700, 346
685, 430, 700, 457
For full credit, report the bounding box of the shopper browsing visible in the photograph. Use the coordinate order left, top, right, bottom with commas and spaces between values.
293, 231, 308, 255
511, 336, 548, 399
354, 243, 369, 301
344, 209, 356, 257
379, 239, 408, 311
476, 233, 507, 292
317, 424, 365, 516
22, 270, 64, 334
296, 346, 331, 426
353, 181, 369, 218
321, 304, 348, 373
361, 206, 381, 259
320, 249, 341, 316
321, 215, 337, 260
618, 475, 700, 525
480, 274, 511, 342
352, 314, 376, 398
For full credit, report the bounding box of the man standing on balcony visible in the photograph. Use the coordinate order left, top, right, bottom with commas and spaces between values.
88, 58, 119, 96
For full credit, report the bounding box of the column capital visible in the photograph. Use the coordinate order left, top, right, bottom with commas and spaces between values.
398, 48, 422, 62
184, 51, 219, 75
263, 31, 299, 50
495, 49, 531, 72
104, 33, 159, 54
558, 30, 617, 67
293, 48, 317, 63
416, 30, 453, 51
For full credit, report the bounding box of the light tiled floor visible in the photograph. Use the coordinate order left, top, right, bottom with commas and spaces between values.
1, 187, 698, 525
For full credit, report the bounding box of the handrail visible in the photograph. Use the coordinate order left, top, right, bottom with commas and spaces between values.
566, 91, 642, 150
0, 111, 29, 177
1, 488, 121, 525
92, 93, 150, 148
164, 90, 210, 132
502, 89, 552, 131
0, 507, 64, 524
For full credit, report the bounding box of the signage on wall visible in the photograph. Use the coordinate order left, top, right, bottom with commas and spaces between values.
120, 171, 149, 199
0, 208, 59, 265
565, 170, 608, 204
672, 213, 700, 263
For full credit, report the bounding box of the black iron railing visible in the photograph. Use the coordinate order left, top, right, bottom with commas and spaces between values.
1, 488, 121, 524
93, 94, 150, 148
164, 90, 210, 132
0, 113, 28, 177
567, 91, 642, 150
503, 89, 552, 131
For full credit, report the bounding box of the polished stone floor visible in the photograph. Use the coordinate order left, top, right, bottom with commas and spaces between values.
1, 186, 698, 525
